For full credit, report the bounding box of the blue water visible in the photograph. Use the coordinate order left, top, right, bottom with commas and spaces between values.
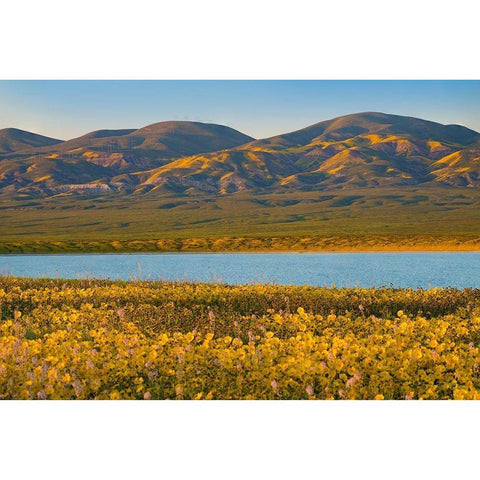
1, 252, 480, 288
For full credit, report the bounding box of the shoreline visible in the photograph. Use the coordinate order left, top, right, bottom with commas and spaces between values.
2, 234, 480, 255
2, 248, 480, 255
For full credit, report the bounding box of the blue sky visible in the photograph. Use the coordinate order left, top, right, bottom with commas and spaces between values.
1, 80, 479, 140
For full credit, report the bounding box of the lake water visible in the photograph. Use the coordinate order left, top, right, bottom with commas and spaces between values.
1, 252, 480, 288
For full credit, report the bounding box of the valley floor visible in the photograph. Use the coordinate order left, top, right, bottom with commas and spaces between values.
1, 277, 480, 399
3, 187, 480, 253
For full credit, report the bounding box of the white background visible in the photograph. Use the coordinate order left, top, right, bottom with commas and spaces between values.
1, 0, 479, 478
2, 0, 479, 80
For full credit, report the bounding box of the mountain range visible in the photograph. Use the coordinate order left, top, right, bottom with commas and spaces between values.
1, 112, 480, 199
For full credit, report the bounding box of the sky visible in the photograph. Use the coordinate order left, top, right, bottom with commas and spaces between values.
1, 80, 479, 141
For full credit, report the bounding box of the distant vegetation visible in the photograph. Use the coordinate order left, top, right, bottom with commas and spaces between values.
1, 277, 480, 399
2, 233, 480, 254
2, 187, 480, 252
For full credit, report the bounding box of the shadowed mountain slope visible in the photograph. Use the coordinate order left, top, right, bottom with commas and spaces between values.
138, 112, 480, 193
0, 121, 255, 195
0, 128, 63, 154
30, 121, 254, 158
2, 113, 480, 198
248, 112, 480, 148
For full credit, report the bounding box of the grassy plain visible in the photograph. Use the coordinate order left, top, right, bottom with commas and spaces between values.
2, 187, 480, 252
1, 277, 480, 399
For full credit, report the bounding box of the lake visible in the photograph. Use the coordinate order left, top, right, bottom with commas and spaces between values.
1, 252, 480, 288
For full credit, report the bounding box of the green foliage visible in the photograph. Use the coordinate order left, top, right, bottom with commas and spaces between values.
2, 187, 480, 252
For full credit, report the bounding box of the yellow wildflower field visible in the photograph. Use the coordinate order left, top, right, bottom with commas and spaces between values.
1, 277, 480, 399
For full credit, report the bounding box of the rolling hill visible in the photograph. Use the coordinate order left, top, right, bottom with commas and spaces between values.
2, 112, 480, 249
0, 128, 63, 154
2, 112, 480, 197
30, 121, 254, 158
0, 121, 255, 196
138, 112, 480, 194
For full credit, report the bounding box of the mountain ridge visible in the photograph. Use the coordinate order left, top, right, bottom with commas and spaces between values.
242, 112, 480, 148
2, 113, 480, 198
135, 112, 480, 194
0, 128, 63, 154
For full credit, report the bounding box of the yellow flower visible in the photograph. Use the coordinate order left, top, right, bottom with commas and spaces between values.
1, 277, 480, 400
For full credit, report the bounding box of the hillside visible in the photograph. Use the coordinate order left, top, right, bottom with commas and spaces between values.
2, 112, 480, 197
30, 121, 254, 158
2, 112, 480, 248
2, 113, 480, 197
0, 128, 62, 154
0, 121, 255, 196
139, 112, 480, 194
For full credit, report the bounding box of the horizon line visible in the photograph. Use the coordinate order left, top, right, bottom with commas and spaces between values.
2, 110, 480, 144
